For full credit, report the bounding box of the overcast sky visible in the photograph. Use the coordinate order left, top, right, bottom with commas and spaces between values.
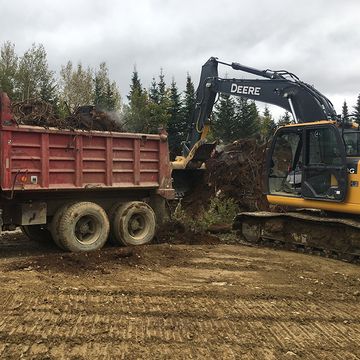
2, 0, 360, 118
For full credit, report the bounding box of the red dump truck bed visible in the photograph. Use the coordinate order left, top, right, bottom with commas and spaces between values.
0, 93, 173, 198
0, 125, 172, 193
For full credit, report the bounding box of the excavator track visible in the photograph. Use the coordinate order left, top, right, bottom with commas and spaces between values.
233, 211, 360, 263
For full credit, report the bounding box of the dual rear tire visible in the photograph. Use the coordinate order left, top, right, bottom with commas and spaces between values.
50, 201, 156, 252
109, 202, 156, 246
51, 202, 110, 252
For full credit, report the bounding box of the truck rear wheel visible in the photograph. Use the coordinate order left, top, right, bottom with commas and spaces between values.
111, 201, 156, 246
51, 203, 76, 250
52, 202, 110, 252
107, 202, 123, 245
21, 225, 52, 244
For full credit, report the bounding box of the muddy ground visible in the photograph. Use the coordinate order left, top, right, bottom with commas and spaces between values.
0, 231, 359, 359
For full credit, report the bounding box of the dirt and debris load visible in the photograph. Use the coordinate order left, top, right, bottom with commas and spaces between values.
11, 99, 123, 132
204, 137, 270, 211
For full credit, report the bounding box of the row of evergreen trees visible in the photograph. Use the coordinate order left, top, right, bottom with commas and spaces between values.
121, 69, 290, 158
1, 41, 360, 159
342, 99, 360, 124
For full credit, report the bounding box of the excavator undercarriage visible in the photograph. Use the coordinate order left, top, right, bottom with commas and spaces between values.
234, 211, 360, 262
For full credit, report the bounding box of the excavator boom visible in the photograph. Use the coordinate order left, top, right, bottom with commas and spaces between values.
181, 57, 337, 164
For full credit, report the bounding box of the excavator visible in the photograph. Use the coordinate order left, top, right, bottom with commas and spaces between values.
172, 57, 360, 259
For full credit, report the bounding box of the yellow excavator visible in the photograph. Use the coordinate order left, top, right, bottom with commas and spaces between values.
172, 57, 360, 258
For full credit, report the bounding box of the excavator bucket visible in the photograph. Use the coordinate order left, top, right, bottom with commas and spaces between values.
172, 168, 206, 198
171, 142, 216, 198
189, 142, 217, 164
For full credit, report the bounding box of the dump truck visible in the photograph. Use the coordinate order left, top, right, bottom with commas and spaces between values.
0, 92, 174, 252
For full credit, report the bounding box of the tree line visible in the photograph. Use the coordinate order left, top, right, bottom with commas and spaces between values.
0, 41, 121, 118
1, 41, 360, 159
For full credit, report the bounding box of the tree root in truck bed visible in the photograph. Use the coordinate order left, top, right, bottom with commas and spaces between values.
11, 99, 124, 132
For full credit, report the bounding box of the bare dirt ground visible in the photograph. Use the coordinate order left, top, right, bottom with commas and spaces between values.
0, 231, 360, 359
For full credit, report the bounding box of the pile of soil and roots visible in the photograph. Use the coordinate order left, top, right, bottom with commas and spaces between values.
204, 137, 270, 211
11, 99, 123, 132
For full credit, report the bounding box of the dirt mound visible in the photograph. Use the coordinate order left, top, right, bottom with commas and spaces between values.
4, 226, 220, 275
155, 221, 220, 245
205, 137, 269, 211
11, 99, 123, 132
6, 247, 136, 274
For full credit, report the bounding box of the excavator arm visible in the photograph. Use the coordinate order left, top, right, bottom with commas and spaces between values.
182, 57, 338, 161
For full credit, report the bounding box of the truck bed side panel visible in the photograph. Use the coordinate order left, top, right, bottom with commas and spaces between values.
0, 126, 169, 192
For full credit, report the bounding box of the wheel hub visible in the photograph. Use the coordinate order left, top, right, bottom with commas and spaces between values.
128, 214, 145, 237
130, 218, 141, 231
75, 215, 97, 244
79, 221, 90, 234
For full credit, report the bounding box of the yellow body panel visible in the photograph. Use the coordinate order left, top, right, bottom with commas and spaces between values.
267, 160, 360, 215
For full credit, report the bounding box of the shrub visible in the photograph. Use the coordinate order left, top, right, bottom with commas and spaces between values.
172, 196, 238, 232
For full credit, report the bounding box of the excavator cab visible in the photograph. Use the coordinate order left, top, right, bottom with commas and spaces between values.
266, 123, 348, 202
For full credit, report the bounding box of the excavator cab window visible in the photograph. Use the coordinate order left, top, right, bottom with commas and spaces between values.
268, 130, 303, 196
267, 124, 347, 202
302, 125, 347, 201
343, 131, 360, 156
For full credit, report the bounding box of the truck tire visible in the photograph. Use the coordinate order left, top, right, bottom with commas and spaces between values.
111, 201, 156, 246
51, 202, 78, 250
21, 225, 53, 244
107, 202, 123, 245
52, 202, 110, 252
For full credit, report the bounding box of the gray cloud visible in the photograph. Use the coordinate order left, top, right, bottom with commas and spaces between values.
1, 0, 360, 115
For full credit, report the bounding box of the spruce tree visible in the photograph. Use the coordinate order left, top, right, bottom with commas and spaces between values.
146, 69, 170, 133
342, 100, 349, 119
127, 66, 142, 101
278, 111, 292, 126
181, 74, 196, 139
94, 62, 121, 111
213, 94, 236, 143
158, 68, 166, 102
149, 77, 159, 103
167, 78, 186, 159
260, 106, 276, 138
354, 94, 360, 125
105, 81, 120, 111
234, 97, 260, 139
124, 67, 149, 132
